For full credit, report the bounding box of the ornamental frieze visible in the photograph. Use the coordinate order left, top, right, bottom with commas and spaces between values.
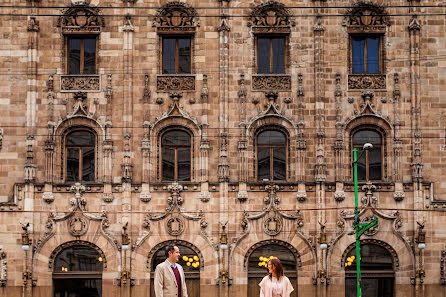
157, 75, 195, 91
248, 1, 294, 30
348, 74, 386, 90
58, 6, 104, 34
61, 75, 101, 92
154, 2, 199, 33
252, 75, 291, 91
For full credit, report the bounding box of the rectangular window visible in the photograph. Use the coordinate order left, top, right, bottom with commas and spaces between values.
162, 37, 191, 74
352, 36, 380, 74
68, 37, 97, 74
257, 37, 285, 74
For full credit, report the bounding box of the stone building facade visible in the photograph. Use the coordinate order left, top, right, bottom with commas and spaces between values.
0, 0, 446, 297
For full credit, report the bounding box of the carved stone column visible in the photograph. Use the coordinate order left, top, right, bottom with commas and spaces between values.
334, 73, 346, 202
296, 73, 307, 202
237, 74, 248, 202
392, 73, 405, 202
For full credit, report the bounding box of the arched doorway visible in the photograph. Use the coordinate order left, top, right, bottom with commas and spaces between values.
150, 243, 201, 297
247, 243, 298, 297
344, 243, 395, 297
52, 244, 104, 297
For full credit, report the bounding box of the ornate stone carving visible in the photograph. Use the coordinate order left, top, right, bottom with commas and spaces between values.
334, 190, 346, 202
348, 74, 386, 90
157, 75, 195, 92
143, 74, 151, 104
49, 240, 107, 269
252, 75, 291, 91
198, 191, 211, 203
102, 192, 114, 203
0, 248, 6, 286
344, 3, 389, 33
393, 191, 405, 202
58, 6, 105, 34
0, 128, 3, 151
61, 75, 100, 92
167, 216, 184, 236
200, 74, 209, 101
248, 1, 294, 33
140, 191, 152, 203
154, 2, 199, 33
263, 216, 283, 236
296, 191, 307, 202
70, 183, 87, 211
441, 251, 446, 285
42, 192, 55, 203
361, 182, 377, 207
27, 15, 40, 32
68, 216, 88, 237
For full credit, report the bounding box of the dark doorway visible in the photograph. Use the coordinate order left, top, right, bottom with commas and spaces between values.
150, 244, 200, 297
53, 245, 103, 297
345, 244, 394, 297
247, 244, 297, 297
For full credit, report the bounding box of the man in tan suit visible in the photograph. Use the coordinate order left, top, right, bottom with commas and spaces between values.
154, 244, 188, 297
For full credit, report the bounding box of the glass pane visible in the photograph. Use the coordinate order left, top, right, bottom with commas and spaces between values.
83, 38, 96, 74
162, 148, 175, 181
67, 131, 95, 146
366, 37, 380, 73
273, 147, 286, 180
368, 148, 382, 180
352, 37, 365, 73
257, 147, 270, 181
66, 148, 79, 182
272, 38, 285, 74
82, 148, 95, 182
152, 245, 199, 273
162, 130, 191, 146
68, 38, 81, 74
346, 244, 393, 271
257, 38, 270, 74
355, 146, 366, 181
54, 279, 102, 297
258, 130, 286, 145
177, 147, 191, 181
54, 245, 103, 272
163, 38, 176, 74
353, 130, 381, 145
178, 38, 191, 74
248, 245, 296, 275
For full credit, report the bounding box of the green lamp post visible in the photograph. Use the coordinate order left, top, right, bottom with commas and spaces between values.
352, 143, 379, 297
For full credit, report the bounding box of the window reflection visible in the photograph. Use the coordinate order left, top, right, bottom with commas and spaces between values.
353, 129, 382, 181
66, 130, 95, 182
162, 130, 191, 181
257, 130, 286, 181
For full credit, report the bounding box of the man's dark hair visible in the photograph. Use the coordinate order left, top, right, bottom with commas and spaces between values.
165, 244, 177, 258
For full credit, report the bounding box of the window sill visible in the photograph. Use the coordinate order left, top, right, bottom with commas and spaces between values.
60, 74, 101, 92
252, 74, 291, 91
348, 73, 386, 90
157, 74, 195, 92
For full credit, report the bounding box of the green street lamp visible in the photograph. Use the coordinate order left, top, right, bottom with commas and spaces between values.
352, 143, 379, 297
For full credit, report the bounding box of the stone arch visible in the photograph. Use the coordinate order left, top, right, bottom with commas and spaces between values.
49, 240, 107, 270
344, 114, 392, 181
151, 117, 201, 182
247, 115, 296, 182
327, 230, 414, 284
341, 239, 399, 270
146, 240, 204, 270
53, 116, 105, 183
243, 239, 301, 270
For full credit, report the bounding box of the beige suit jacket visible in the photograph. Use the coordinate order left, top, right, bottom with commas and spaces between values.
154, 260, 188, 297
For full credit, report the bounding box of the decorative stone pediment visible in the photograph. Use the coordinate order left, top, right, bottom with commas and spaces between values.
154, 2, 199, 33
248, 1, 294, 33
344, 3, 389, 33
58, 5, 104, 34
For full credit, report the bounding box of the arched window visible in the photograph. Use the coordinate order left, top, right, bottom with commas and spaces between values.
150, 244, 200, 297
352, 129, 382, 181
66, 130, 96, 182
247, 244, 297, 297
53, 245, 103, 297
161, 130, 191, 181
257, 130, 286, 181
345, 244, 394, 297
